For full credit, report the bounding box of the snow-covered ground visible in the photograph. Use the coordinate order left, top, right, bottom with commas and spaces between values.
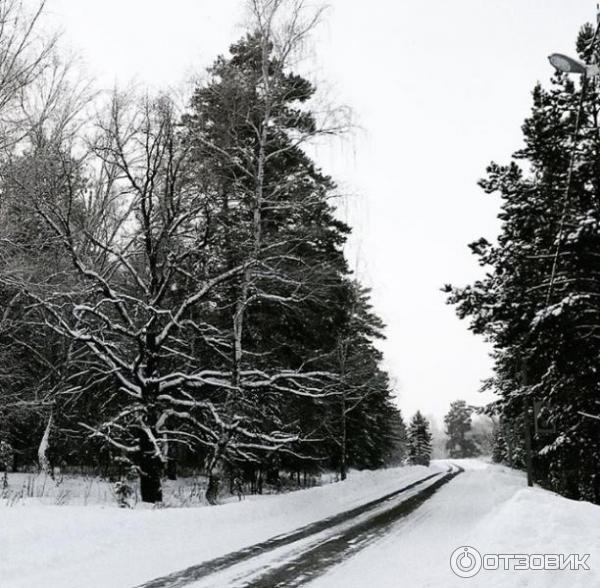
0, 464, 439, 588
309, 459, 600, 588
0, 471, 334, 508
2, 460, 598, 588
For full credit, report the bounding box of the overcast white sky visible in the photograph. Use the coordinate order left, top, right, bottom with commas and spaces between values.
47, 0, 599, 421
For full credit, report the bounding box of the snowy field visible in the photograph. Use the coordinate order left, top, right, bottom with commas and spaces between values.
0, 464, 439, 587
309, 459, 600, 588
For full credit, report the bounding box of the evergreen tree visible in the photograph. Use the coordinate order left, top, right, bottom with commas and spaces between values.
387, 409, 409, 465
444, 400, 478, 458
182, 30, 354, 496
491, 425, 507, 464
446, 23, 600, 503
407, 411, 432, 466
325, 281, 399, 478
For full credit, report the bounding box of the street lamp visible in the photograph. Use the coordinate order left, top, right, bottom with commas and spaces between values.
548, 53, 600, 76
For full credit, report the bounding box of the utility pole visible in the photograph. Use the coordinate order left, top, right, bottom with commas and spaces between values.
521, 358, 534, 487
524, 417, 534, 488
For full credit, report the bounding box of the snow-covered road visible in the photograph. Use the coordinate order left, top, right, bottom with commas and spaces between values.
145, 465, 462, 588
308, 460, 600, 588
0, 464, 441, 588
1, 460, 598, 588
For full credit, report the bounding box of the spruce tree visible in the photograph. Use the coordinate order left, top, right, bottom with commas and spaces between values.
446, 22, 600, 503
491, 426, 507, 464
329, 281, 400, 477
387, 409, 409, 465
408, 411, 432, 466
444, 400, 478, 458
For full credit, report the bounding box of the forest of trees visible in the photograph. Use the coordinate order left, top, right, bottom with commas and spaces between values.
447, 22, 600, 504
0, 0, 407, 503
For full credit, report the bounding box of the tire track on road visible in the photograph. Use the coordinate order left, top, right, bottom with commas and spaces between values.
239, 465, 463, 588
135, 470, 446, 588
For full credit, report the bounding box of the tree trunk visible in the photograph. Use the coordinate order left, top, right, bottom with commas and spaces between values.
139, 460, 162, 503
166, 458, 177, 481
139, 341, 164, 503
503, 420, 514, 467
165, 436, 177, 481
256, 469, 263, 495
138, 428, 163, 503
38, 412, 53, 477
340, 392, 347, 481
206, 473, 220, 505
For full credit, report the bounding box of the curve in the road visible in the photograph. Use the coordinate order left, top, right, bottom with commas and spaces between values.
135, 469, 447, 588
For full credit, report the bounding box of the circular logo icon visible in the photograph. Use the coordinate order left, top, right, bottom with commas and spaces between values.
450, 546, 482, 578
